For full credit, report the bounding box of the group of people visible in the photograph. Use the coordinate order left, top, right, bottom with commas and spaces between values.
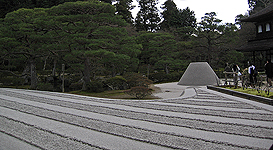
225, 60, 273, 87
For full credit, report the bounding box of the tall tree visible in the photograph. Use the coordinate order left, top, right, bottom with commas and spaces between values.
178, 7, 196, 28
115, 0, 135, 24
196, 12, 238, 65
137, 32, 184, 74
149, 33, 180, 74
160, 0, 196, 30
47, 1, 141, 90
248, 0, 273, 14
160, 0, 179, 29
1, 8, 56, 89
0, 19, 24, 76
135, 0, 161, 32
1, 0, 141, 90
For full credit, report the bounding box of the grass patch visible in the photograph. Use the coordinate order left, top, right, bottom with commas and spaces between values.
224, 86, 273, 99
69, 90, 127, 98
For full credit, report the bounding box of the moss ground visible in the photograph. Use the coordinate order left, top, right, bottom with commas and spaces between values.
224, 86, 273, 99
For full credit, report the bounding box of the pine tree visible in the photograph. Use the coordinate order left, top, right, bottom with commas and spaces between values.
115, 0, 135, 24
1, 1, 141, 90
196, 12, 238, 64
248, 0, 273, 14
160, 0, 179, 29
161, 0, 196, 30
135, 0, 161, 32
0, 0, 82, 18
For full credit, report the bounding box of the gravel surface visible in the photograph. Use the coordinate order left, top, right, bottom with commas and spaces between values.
0, 86, 272, 150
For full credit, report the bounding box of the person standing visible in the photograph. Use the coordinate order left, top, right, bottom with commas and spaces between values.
248, 63, 257, 86
265, 60, 273, 87
232, 64, 241, 80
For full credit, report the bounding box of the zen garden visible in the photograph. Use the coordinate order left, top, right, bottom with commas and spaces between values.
1, 0, 273, 99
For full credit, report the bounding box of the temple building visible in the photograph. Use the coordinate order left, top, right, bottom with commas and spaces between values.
237, 3, 273, 70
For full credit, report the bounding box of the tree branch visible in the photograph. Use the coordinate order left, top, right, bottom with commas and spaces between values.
0, 70, 24, 77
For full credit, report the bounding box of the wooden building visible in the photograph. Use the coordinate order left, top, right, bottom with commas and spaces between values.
237, 3, 273, 70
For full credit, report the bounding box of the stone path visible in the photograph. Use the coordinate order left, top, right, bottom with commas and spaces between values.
0, 87, 272, 150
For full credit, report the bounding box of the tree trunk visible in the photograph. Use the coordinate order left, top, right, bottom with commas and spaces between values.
165, 64, 169, 74
52, 59, 57, 76
43, 56, 48, 70
22, 63, 31, 84
147, 64, 150, 78
112, 65, 116, 77
82, 57, 91, 91
30, 58, 38, 89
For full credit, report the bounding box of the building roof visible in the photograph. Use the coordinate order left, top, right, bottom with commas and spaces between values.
241, 3, 273, 22
237, 38, 273, 52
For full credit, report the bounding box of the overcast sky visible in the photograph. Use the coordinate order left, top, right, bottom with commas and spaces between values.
131, 0, 250, 24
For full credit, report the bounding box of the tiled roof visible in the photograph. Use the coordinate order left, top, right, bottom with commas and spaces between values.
241, 3, 273, 22
237, 38, 273, 51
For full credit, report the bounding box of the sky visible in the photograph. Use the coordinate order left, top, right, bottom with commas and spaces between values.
131, 0, 250, 24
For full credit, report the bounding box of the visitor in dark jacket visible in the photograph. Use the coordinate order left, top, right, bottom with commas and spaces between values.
265, 60, 273, 86
248, 64, 257, 85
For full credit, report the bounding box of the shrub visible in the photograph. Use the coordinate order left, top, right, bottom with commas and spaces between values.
149, 71, 183, 83
86, 81, 104, 93
69, 82, 83, 91
125, 86, 152, 99
149, 72, 166, 83
123, 72, 153, 88
37, 83, 54, 91
166, 71, 182, 82
105, 76, 128, 90
0, 76, 24, 86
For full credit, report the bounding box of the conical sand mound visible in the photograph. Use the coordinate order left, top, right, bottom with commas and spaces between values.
178, 62, 219, 86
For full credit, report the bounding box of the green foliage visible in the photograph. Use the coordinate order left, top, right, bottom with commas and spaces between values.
47, 1, 140, 83
149, 71, 182, 83
196, 12, 238, 65
248, 0, 273, 14
137, 32, 188, 74
172, 26, 196, 41
0, 76, 24, 86
125, 86, 152, 99
115, 0, 135, 24
1, 0, 141, 89
105, 76, 128, 90
1, 7, 55, 89
69, 82, 83, 91
224, 50, 245, 67
123, 72, 153, 88
161, 0, 196, 30
0, 0, 81, 18
85, 81, 104, 93
37, 83, 54, 91
135, 0, 161, 31
0, 0, 251, 91
166, 71, 182, 82
225, 87, 273, 99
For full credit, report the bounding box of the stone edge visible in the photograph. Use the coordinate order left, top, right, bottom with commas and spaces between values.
207, 85, 273, 106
